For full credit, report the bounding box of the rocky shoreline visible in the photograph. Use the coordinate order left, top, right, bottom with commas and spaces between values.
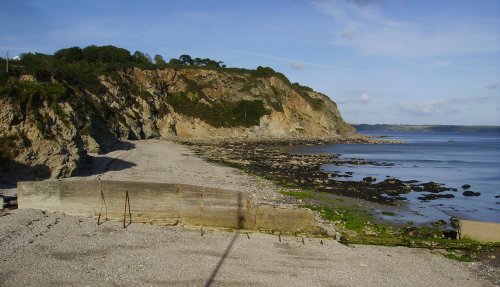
187, 140, 461, 206
179, 134, 403, 146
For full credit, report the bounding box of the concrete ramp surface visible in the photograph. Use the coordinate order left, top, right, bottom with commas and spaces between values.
459, 219, 500, 243
17, 180, 321, 234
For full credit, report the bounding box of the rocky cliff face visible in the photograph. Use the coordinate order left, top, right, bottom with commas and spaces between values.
0, 64, 354, 180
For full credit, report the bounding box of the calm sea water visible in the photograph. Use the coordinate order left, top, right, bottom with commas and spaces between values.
291, 131, 500, 224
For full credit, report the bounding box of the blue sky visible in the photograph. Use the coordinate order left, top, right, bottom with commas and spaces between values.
1, 0, 499, 125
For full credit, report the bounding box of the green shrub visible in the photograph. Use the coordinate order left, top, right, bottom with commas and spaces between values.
167, 92, 270, 128
0, 136, 20, 162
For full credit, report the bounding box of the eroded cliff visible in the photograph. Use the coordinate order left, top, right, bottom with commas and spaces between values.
0, 46, 354, 180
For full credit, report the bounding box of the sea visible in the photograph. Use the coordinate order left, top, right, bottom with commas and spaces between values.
290, 131, 500, 225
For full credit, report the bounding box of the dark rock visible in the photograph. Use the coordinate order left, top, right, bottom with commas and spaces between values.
461, 184, 471, 190
421, 182, 446, 193
362, 176, 377, 183
463, 190, 481, 196
450, 217, 460, 228
442, 230, 458, 239
432, 220, 447, 226
410, 185, 423, 192
376, 178, 411, 194
417, 193, 455, 201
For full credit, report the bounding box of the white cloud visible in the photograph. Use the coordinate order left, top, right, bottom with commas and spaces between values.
398, 99, 453, 116
230, 49, 360, 71
290, 62, 305, 70
337, 92, 371, 104
311, 0, 500, 57
487, 82, 499, 90
360, 92, 370, 103
397, 96, 491, 116
433, 61, 451, 67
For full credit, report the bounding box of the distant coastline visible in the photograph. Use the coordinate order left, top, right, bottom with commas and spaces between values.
352, 124, 500, 133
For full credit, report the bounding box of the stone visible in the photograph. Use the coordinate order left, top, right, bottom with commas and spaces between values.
417, 193, 455, 201
462, 190, 481, 196
432, 220, 447, 226
461, 184, 471, 190
362, 176, 377, 183
450, 217, 460, 228
421, 182, 446, 193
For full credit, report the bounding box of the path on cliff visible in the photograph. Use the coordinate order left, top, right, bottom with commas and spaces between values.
0, 209, 495, 287
71, 139, 284, 204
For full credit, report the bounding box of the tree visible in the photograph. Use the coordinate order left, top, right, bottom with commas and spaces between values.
179, 54, 193, 65
154, 54, 167, 67
133, 51, 151, 64
54, 47, 84, 63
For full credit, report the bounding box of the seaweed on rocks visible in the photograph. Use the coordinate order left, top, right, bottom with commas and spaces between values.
189, 142, 458, 205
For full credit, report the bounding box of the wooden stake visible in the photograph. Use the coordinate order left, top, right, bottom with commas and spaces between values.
97, 189, 107, 226
123, 191, 131, 228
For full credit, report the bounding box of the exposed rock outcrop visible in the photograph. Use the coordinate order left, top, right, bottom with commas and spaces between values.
0, 56, 354, 180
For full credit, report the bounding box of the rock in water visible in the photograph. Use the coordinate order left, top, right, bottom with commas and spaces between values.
462, 190, 481, 196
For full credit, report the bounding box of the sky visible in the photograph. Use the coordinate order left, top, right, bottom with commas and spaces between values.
1, 0, 499, 125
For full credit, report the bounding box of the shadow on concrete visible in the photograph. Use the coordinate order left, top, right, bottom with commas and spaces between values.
75, 156, 137, 177
102, 140, 136, 154
204, 192, 244, 287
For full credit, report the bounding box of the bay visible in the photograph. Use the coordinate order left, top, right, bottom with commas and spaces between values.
288, 131, 500, 224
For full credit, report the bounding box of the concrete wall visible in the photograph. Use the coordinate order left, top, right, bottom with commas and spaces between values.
459, 220, 500, 243
17, 180, 322, 235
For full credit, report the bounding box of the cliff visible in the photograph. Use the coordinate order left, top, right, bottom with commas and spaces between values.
0, 46, 354, 181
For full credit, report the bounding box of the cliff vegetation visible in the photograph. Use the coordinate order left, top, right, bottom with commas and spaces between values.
0, 45, 353, 180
